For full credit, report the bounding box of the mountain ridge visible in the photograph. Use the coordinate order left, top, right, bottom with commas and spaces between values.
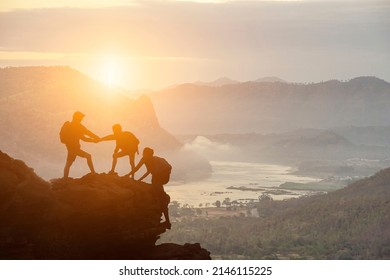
194, 77, 239, 87
193, 76, 288, 87
150, 76, 390, 134
254, 76, 287, 83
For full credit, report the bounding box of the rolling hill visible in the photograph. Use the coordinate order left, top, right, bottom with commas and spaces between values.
161, 165, 390, 259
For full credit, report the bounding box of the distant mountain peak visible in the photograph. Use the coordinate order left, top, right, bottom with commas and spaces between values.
254, 76, 287, 83
194, 77, 239, 87
347, 76, 389, 85
194, 76, 289, 87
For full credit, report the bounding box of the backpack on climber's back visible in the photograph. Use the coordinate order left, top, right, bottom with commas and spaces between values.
59, 121, 72, 144
123, 131, 140, 154
151, 156, 172, 185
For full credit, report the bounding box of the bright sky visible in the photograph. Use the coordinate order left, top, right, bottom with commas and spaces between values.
0, 0, 128, 11
0, 0, 305, 11
0, 0, 389, 89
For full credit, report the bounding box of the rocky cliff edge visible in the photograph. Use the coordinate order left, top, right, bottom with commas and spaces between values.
0, 150, 210, 259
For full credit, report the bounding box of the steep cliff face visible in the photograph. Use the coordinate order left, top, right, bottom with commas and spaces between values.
0, 151, 211, 259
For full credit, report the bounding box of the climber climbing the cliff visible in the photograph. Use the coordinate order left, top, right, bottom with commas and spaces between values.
128, 147, 172, 229
60, 111, 100, 179
99, 123, 139, 176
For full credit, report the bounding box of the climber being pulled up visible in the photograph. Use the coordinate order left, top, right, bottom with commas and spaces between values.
128, 147, 172, 229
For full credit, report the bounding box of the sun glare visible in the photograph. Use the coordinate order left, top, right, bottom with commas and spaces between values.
100, 57, 122, 87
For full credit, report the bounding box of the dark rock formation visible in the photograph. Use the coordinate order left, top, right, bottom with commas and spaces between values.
0, 151, 211, 260
144, 243, 211, 260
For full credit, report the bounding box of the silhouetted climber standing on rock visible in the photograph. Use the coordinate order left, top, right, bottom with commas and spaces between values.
128, 147, 172, 229
99, 124, 139, 176
60, 111, 100, 179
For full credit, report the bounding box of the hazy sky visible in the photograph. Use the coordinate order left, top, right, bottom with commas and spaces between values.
0, 0, 389, 89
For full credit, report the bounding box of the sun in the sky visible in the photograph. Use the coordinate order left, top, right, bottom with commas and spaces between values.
99, 55, 123, 86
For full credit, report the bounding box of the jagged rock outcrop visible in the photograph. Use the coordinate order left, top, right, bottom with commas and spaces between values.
0, 151, 211, 259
